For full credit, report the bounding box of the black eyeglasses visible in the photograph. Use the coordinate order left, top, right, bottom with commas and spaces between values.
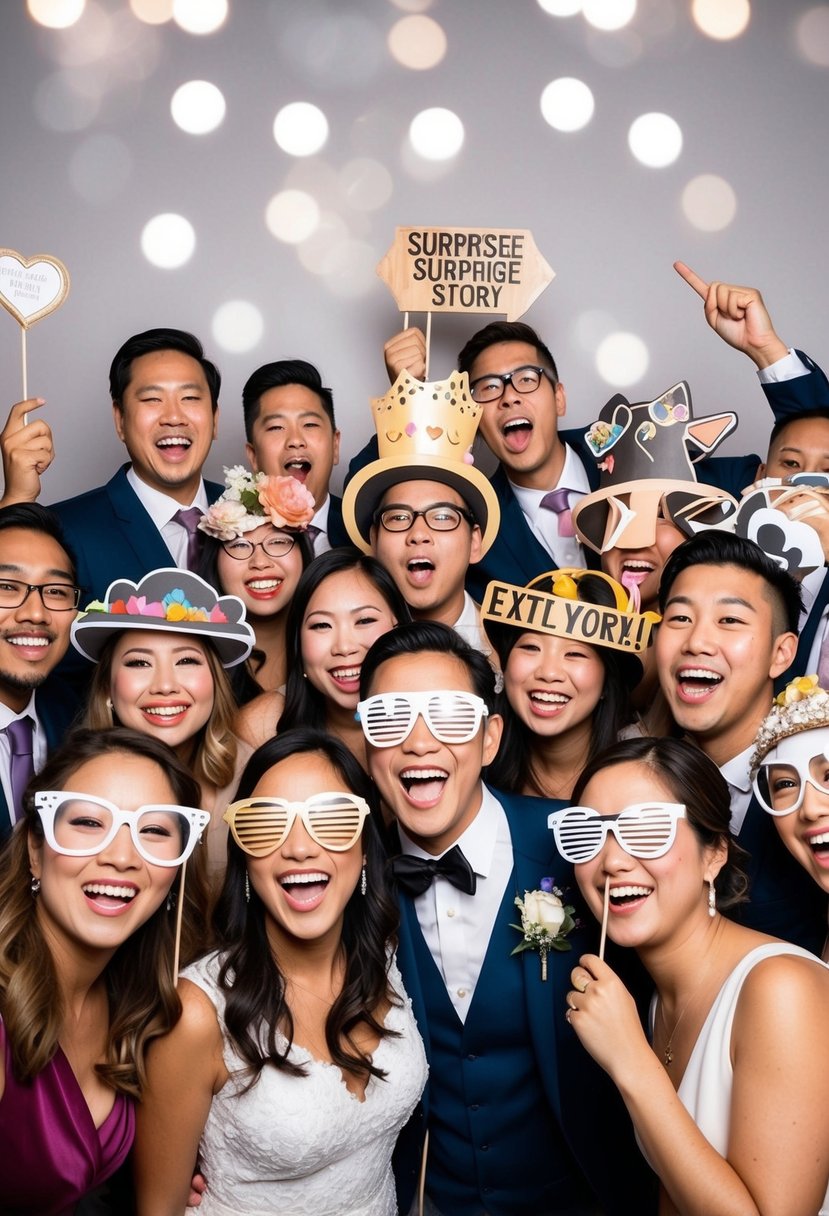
0, 580, 81, 612
469, 364, 554, 404
220, 535, 298, 561
373, 503, 475, 534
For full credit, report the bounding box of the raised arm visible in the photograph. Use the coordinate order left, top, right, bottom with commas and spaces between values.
0, 398, 54, 506
567, 952, 829, 1216
674, 261, 789, 370
134, 979, 227, 1216
384, 326, 427, 384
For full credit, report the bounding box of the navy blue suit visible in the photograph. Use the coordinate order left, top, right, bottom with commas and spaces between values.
0, 677, 79, 846
326, 492, 350, 548
391, 788, 657, 1215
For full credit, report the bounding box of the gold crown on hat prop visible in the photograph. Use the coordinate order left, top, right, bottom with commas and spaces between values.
371, 370, 482, 462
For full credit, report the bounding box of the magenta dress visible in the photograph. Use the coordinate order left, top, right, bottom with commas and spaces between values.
0, 1018, 134, 1216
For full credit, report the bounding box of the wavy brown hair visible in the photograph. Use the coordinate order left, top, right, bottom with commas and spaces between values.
83, 632, 238, 789
0, 728, 211, 1096
213, 728, 400, 1089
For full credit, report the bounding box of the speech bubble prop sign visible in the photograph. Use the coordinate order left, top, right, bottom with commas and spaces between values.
0, 248, 71, 403
377, 227, 554, 321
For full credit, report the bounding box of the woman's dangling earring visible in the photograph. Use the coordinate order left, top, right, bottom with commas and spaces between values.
245, 871, 250, 903
708, 879, 716, 918
30, 875, 41, 898
360, 862, 367, 897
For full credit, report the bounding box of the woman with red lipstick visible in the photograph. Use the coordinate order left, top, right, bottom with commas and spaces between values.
72, 569, 256, 875
484, 569, 657, 799
198, 466, 315, 701
135, 728, 427, 1216
236, 549, 411, 765
0, 726, 209, 1216
552, 736, 829, 1216
752, 676, 829, 959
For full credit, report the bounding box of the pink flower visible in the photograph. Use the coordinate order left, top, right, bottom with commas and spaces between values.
257, 475, 315, 529
199, 500, 248, 541
125, 595, 164, 617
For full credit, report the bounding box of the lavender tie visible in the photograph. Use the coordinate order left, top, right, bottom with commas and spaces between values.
540, 488, 576, 538
174, 507, 204, 571
4, 717, 34, 825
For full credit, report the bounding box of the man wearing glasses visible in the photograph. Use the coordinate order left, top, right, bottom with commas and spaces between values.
0, 503, 80, 845
379, 265, 829, 602
358, 620, 656, 1215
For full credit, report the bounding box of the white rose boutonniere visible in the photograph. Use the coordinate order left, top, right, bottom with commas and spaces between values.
512, 877, 576, 980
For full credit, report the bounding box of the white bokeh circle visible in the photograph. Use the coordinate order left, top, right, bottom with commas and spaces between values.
388, 14, 447, 69
265, 190, 321, 244
27, 0, 85, 28
540, 77, 595, 132
795, 6, 829, 66
140, 213, 196, 269
273, 102, 329, 157
691, 0, 750, 40
212, 301, 265, 354
583, 0, 636, 31
681, 174, 737, 232
171, 80, 226, 135
408, 107, 464, 160
172, 0, 227, 35
596, 332, 649, 387
628, 112, 683, 167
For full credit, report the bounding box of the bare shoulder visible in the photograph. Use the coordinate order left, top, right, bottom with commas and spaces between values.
162, 977, 222, 1053
734, 950, 829, 1041
233, 690, 283, 749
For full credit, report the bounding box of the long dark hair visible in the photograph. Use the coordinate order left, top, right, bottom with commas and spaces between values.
486, 573, 637, 796
572, 736, 749, 910
279, 547, 412, 732
0, 728, 209, 1094
213, 728, 400, 1086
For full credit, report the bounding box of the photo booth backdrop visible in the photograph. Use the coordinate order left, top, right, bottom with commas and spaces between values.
0, 0, 827, 502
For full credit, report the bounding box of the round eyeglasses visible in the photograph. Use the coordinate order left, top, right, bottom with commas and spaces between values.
220, 534, 298, 561
373, 503, 475, 534
35, 792, 210, 867
0, 580, 81, 611
469, 364, 553, 404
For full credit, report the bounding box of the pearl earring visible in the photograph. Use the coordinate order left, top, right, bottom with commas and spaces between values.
708, 880, 716, 918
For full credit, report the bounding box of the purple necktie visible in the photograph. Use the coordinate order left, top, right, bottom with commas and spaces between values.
540, 488, 576, 538
4, 717, 34, 824
174, 507, 204, 571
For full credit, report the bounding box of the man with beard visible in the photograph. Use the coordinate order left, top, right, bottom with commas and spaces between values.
0, 503, 79, 845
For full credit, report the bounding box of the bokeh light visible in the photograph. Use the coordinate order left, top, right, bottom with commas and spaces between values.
537, 0, 582, 15
389, 0, 433, 11
273, 102, 329, 157
681, 174, 737, 232
27, 0, 85, 28
69, 133, 133, 205
691, 0, 750, 40
387, 14, 447, 69
129, 0, 173, 22
297, 212, 351, 277
795, 6, 829, 66
320, 239, 378, 301
34, 70, 100, 132
340, 158, 394, 212
170, 80, 226, 135
583, 0, 636, 31
408, 107, 464, 160
172, 0, 227, 35
140, 213, 196, 269
628, 112, 682, 167
540, 77, 595, 132
265, 190, 321, 245
596, 332, 650, 387
212, 301, 265, 354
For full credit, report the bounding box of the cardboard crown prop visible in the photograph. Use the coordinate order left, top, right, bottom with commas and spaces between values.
343, 370, 500, 554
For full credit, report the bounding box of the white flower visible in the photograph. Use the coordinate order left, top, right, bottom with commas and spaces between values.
520, 889, 566, 935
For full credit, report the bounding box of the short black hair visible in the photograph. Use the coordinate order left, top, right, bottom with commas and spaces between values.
767, 408, 829, 452
360, 619, 499, 712
242, 359, 336, 442
0, 503, 77, 583
658, 532, 802, 636
109, 329, 221, 411
457, 321, 558, 382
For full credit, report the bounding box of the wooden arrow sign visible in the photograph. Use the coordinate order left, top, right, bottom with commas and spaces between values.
377, 226, 554, 321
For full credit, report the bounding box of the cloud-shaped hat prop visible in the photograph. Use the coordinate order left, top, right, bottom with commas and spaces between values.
343, 370, 501, 555
571, 382, 739, 556
71, 568, 255, 668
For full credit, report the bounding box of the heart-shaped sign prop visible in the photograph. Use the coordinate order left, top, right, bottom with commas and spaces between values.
0, 248, 71, 402
0, 249, 70, 329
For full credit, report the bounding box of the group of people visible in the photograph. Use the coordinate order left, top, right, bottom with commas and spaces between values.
1, 259, 829, 1215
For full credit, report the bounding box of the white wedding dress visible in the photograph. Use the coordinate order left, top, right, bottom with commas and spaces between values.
182, 951, 428, 1216
657, 942, 829, 1216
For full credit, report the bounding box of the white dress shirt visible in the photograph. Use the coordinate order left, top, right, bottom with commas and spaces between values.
452, 591, 493, 657
310, 496, 332, 556
126, 467, 209, 568
720, 744, 755, 836
510, 444, 589, 569
397, 784, 513, 1022
0, 694, 46, 825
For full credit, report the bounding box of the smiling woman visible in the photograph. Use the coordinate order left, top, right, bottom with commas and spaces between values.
0, 726, 210, 1216
134, 728, 427, 1216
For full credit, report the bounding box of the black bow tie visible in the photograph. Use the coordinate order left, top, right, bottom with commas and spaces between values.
390, 845, 477, 897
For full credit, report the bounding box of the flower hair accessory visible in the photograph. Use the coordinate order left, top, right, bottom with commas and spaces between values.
750, 675, 829, 776
511, 877, 576, 981
198, 465, 315, 541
